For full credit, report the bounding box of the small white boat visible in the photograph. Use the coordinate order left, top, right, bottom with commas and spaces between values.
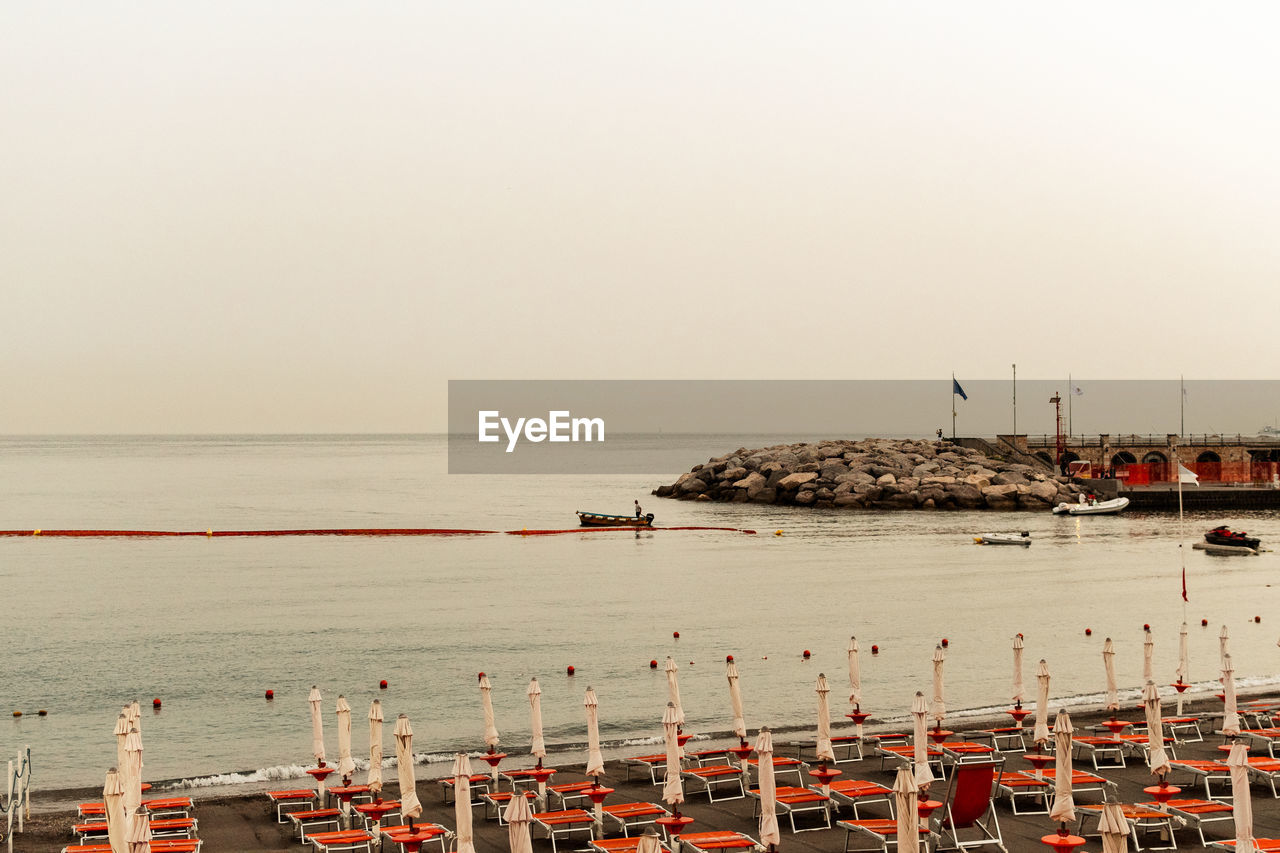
1052, 496, 1130, 516
1192, 541, 1258, 556
974, 532, 1031, 546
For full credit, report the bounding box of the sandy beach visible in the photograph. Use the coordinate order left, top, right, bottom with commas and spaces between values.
15, 694, 1280, 852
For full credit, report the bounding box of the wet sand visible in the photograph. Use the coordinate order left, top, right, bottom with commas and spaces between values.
16, 695, 1280, 852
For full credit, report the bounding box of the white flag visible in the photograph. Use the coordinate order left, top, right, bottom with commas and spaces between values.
1071, 385, 1083, 396
1178, 463, 1199, 485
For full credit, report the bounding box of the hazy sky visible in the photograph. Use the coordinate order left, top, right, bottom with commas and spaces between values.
4, 3, 1278, 433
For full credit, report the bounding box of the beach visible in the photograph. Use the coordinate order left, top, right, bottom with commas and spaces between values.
15, 694, 1280, 851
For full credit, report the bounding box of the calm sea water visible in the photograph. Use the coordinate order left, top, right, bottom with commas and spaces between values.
2, 434, 1278, 800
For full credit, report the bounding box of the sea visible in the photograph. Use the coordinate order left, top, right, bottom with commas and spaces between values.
2, 434, 1277, 803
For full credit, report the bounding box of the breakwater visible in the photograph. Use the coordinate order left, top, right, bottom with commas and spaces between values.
653, 437, 1085, 510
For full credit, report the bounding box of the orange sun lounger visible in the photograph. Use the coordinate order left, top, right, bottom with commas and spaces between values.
380, 824, 450, 853
74, 817, 196, 842
1142, 797, 1233, 846
601, 801, 669, 836
305, 829, 375, 852
681, 765, 746, 802
289, 807, 343, 841
531, 808, 597, 853
1168, 759, 1230, 798
995, 771, 1051, 815
589, 836, 672, 853
479, 789, 540, 823
678, 830, 763, 852
825, 779, 893, 819
60, 842, 202, 853
1076, 804, 1177, 851
837, 818, 933, 853
268, 788, 319, 822
747, 785, 831, 833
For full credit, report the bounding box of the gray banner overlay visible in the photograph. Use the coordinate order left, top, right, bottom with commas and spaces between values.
447, 379, 1280, 474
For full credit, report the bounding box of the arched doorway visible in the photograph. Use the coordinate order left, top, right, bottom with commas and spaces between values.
1143, 451, 1169, 483
1060, 450, 1080, 476
1197, 450, 1222, 482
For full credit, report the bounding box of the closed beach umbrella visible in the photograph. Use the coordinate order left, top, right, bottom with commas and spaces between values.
1142, 629, 1154, 685
528, 678, 546, 761
815, 673, 835, 764
309, 686, 326, 765
893, 765, 920, 853
367, 700, 383, 795
636, 830, 662, 853
911, 691, 935, 790
114, 713, 130, 772
453, 752, 476, 853
480, 673, 500, 750
726, 658, 747, 742
664, 657, 685, 726
1176, 622, 1190, 715
1012, 635, 1025, 708
929, 645, 946, 728
394, 714, 422, 821
661, 701, 684, 807
504, 789, 534, 853
1227, 742, 1256, 852
336, 695, 356, 779
124, 808, 151, 853
1033, 660, 1052, 748
1102, 640, 1119, 714
848, 636, 863, 710
1049, 711, 1076, 827
1142, 681, 1171, 778
127, 699, 141, 734
122, 727, 143, 817
1098, 802, 1130, 853
1222, 653, 1241, 736
584, 687, 605, 780
1220, 625, 1231, 669
756, 727, 780, 850
103, 767, 127, 853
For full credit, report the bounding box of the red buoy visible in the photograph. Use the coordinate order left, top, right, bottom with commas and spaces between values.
871, 645, 879, 654
649, 660, 658, 669
1085, 628, 1092, 636
673, 631, 680, 639
265, 689, 274, 700
726, 654, 734, 662
152, 698, 162, 708
1143, 623, 1150, 631
566, 665, 575, 675
379, 680, 388, 690
802, 649, 811, 659
1255, 616, 1262, 623
941, 638, 949, 647
1201, 619, 1209, 626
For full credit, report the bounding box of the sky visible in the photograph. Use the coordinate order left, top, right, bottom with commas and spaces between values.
3, 2, 1279, 433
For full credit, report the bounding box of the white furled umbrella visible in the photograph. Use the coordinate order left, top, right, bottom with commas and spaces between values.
394, 714, 422, 821
929, 645, 946, 730
1102, 640, 1119, 714
453, 752, 477, 853
636, 829, 662, 853
114, 713, 130, 773
1175, 622, 1190, 715
911, 691, 935, 790
1220, 625, 1231, 670
504, 789, 535, 853
1048, 711, 1076, 827
480, 673, 501, 749
1142, 681, 1171, 778
815, 673, 835, 766
726, 658, 748, 743
309, 686, 326, 765
1098, 802, 1130, 853
756, 727, 780, 850
122, 727, 143, 817
848, 636, 863, 709
664, 656, 685, 726
336, 695, 356, 780
103, 768, 127, 853
127, 700, 141, 734
1143, 629, 1154, 685
124, 808, 151, 853
1012, 635, 1025, 709
1033, 660, 1052, 748
367, 700, 384, 795
1222, 653, 1241, 737
1227, 742, 1256, 853
893, 765, 920, 853
527, 677, 546, 762
584, 687, 605, 781
661, 702, 684, 808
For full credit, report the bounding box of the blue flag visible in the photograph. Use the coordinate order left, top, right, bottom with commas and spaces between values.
952, 378, 968, 400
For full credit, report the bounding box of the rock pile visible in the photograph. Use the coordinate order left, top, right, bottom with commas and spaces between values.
653, 438, 1083, 510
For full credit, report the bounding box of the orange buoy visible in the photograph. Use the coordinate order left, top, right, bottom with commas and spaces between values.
152, 698, 161, 708
265, 689, 274, 700
566, 665, 575, 675
379, 680, 388, 690
649, 660, 658, 669
37, 710, 47, 716
11, 711, 20, 717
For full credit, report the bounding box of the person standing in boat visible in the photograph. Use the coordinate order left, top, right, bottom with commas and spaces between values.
635, 500, 643, 519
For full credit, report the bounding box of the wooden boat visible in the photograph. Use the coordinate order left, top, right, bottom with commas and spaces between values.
577, 511, 655, 528
973, 532, 1031, 546
1052, 496, 1130, 516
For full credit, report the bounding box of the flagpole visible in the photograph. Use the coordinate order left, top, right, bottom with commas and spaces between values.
1178, 455, 1187, 602
1012, 364, 1017, 437
951, 373, 957, 440
1068, 373, 1072, 437
1180, 375, 1185, 438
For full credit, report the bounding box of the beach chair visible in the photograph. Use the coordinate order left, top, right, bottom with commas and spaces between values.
971, 726, 1027, 754
677, 830, 764, 853
600, 802, 669, 836
1117, 734, 1179, 764
625, 754, 668, 784
825, 779, 894, 819
744, 756, 807, 786
268, 788, 319, 822
1143, 798, 1233, 846
589, 836, 672, 853
794, 734, 865, 763
142, 797, 195, 820
836, 818, 933, 853
1168, 759, 1230, 798
73, 817, 197, 843
479, 790, 540, 823
548, 781, 600, 810
289, 807, 343, 841
1207, 840, 1280, 851
876, 743, 944, 778
687, 747, 732, 766
305, 829, 375, 853
1246, 756, 1280, 797
932, 758, 1004, 853
501, 768, 556, 794
1075, 804, 1178, 852
747, 784, 832, 833
440, 773, 492, 803
1240, 728, 1280, 759
1072, 736, 1126, 769
939, 741, 997, 766
994, 771, 1051, 815
681, 765, 746, 802
1040, 768, 1110, 804
379, 823, 450, 853
531, 808, 597, 853
61, 842, 202, 853
352, 800, 402, 831
1161, 717, 1204, 744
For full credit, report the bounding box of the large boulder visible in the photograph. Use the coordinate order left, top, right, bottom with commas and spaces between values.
733, 471, 768, 499
777, 472, 819, 491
